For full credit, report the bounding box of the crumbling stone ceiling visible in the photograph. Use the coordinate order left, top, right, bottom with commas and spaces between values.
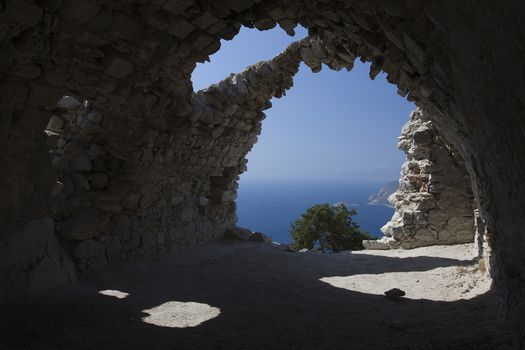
1, 0, 525, 346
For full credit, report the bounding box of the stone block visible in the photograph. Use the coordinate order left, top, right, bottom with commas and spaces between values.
104, 238, 122, 256
51, 156, 68, 170
254, 17, 276, 31
170, 195, 185, 206
46, 115, 64, 132
363, 236, 400, 250
88, 143, 107, 158
114, 13, 143, 37
220, 190, 237, 203
402, 211, 414, 224
412, 210, 427, 225
278, 19, 296, 36
265, 5, 286, 21
57, 95, 81, 110
62, 0, 100, 22
72, 173, 90, 191
123, 193, 141, 210
104, 57, 135, 79
71, 154, 93, 172
167, 16, 195, 39
0, 81, 28, 104
94, 194, 123, 214
73, 239, 105, 260
187, 32, 215, 51
248, 232, 272, 243
2, 1, 43, 27
86, 110, 102, 123
27, 84, 63, 109
180, 208, 194, 222
207, 20, 228, 35
122, 236, 140, 252
141, 232, 157, 249
218, 22, 241, 40
11, 63, 42, 80
403, 33, 426, 64
193, 12, 219, 29
163, 0, 193, 15
0, 50, 14, 73
60, 211, 109, 241
199, 196, 209, 206
45, 134, 60, 148
413, 128, 433, 145
224, 0, 254, 12
224, 226, 252, 241
91, 173, 109, 190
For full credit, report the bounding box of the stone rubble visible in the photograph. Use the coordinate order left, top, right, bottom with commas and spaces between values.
385, 288, 406, 301
225, 226, 273, 243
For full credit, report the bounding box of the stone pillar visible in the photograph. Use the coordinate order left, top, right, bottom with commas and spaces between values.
364, 109, 475, 249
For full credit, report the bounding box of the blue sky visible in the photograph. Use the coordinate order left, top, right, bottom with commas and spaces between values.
192, 26, 415, 183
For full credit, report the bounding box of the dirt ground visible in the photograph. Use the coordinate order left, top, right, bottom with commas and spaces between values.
0, 241, 508, 350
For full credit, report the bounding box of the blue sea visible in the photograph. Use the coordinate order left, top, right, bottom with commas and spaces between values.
237, 181, 394, 244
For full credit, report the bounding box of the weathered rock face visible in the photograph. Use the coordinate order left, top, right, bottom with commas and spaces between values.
364, 109, 475, 249
0, 0, 524, 345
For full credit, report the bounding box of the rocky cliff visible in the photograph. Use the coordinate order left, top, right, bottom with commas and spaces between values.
368, 181, 398, 207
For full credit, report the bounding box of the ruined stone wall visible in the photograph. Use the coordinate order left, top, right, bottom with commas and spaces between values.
364, 109, 475, 250
45, 93, 239, 273
1, 0, 525, 345
1, 34, 306, 287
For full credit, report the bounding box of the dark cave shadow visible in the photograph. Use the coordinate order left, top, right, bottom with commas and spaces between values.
0, 241, 508, 350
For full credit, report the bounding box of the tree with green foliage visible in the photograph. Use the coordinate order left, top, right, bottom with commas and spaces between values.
290, 203, 373, 252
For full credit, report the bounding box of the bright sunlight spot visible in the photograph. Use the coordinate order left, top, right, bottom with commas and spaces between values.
141, 301, 221, 328
320, 265, 490, 302
98, 289, 130, 299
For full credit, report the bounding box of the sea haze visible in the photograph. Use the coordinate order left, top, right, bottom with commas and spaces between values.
236, 180, 394, 244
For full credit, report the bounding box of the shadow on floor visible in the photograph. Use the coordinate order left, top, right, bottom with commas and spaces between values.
0, 241, 507, 350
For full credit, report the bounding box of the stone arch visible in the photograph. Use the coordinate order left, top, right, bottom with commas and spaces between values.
1, 0, 524, 345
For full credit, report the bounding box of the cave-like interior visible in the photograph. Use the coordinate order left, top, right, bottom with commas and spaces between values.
1, 0, 524, 348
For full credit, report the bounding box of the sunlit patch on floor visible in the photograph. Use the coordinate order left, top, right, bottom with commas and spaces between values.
141, 302, 221, 328
320, 266, 490, 302
98, 289, 130, 299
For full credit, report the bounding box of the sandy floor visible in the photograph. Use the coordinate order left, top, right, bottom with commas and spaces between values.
0, 241, 506, 350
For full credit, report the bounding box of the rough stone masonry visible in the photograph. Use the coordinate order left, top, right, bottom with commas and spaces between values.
0, 1, 524, 346
364, 109, 476, 250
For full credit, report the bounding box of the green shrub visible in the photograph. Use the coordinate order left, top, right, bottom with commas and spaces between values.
290, 203, 373, 252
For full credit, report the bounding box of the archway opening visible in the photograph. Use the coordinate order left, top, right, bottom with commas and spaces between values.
192, 27, 480, 255
236, 57, 413, 245
192, 25, 416, 246
188, 23, 491, 312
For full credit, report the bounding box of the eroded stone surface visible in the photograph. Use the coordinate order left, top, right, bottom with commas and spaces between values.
364, 109, 476, 249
